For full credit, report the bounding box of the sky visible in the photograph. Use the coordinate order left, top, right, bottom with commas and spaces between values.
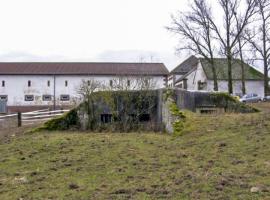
0, 0, 192, 70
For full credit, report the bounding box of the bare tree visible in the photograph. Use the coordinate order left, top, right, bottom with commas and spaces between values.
109, 76, 157, 131
208, 0, 257, 94
245, 0, 270, 96
234, 12, 251, 95
167, 0, 219, 91
77, 79, 102, 129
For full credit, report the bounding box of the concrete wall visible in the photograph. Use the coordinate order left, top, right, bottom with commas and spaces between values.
0, 75, 166, 109
46, 89, 257, 132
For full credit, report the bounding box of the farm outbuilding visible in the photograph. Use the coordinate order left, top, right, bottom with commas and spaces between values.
0, 62, 169, 113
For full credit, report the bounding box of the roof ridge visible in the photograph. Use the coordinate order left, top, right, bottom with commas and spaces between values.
0, 62, 169, 75
0, 62, 165, 64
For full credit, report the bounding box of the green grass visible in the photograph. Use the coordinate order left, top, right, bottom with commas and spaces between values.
1, 104, 270, 199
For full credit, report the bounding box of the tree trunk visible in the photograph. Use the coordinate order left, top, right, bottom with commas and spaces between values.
227, 53, 233, 94
237, 36, 246, 95
241, 61, 246, 95
211, 61, 218, 91
262, 17, 269, 97
264, 58, 269, 96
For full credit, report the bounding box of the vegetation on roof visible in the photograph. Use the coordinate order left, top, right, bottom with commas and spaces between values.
199, 58, 264, 80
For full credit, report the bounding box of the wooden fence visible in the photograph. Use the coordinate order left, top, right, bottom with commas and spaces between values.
0, 109, 69, 128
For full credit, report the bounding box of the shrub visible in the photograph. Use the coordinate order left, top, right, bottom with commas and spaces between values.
32, 109, 79, 132
210, 93, 259, 113
169, 102, 186, 136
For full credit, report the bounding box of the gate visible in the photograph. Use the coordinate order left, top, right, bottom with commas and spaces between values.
0, 101, 7, 113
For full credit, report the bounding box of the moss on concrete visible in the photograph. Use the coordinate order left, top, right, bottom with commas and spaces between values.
210, 92, 260, 113
169, 102, 186, 136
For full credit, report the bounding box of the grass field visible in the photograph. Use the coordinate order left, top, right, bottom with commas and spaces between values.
0, 104, 270, 199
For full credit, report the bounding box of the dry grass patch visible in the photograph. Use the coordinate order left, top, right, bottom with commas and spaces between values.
0, 103, 270, 199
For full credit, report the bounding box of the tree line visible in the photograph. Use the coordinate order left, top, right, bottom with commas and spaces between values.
167, 0, 270, 96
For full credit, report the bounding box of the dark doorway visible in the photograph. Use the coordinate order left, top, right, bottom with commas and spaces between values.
101, 114, 112, 123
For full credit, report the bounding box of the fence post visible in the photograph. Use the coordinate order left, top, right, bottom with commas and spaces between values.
18, 112, 22, 127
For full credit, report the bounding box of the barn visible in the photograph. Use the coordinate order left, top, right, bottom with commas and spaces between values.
0, 62, 168, 113
168, 56, 265, 97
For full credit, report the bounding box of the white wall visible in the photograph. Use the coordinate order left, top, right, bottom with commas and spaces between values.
0, 75, 166, 106
174, 61, 264, 97
207, 80, 264, 97
175, 63, 208, 90
0, 75, 54, 106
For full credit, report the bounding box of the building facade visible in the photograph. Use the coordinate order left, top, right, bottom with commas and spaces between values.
170, 56, 265, 97
0, 62, 168, 113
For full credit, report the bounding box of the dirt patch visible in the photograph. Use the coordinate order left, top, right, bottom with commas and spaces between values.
0, 121, 42, 139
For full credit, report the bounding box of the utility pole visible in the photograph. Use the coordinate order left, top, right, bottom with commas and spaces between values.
53, 74, 56, 110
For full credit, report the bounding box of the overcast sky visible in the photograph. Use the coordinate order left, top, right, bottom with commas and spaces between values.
0, 0, 193, 70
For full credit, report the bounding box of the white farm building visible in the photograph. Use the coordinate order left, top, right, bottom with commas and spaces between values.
0, 62, 168, 113
168, 56, 264, 97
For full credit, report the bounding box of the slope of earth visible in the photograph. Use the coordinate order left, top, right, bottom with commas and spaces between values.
0, 103, 270, 199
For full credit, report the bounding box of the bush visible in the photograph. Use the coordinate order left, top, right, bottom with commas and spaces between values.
210, 93, 259, 113
169, 102, 186, 136
32, 109, 79, 132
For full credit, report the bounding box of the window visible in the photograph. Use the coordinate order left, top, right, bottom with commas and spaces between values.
127, 80, 130, 87
101, 114, 112, 123
198, 81, 206, 90
25, 95, 34, 101
110, 80, 113, 87
47, 80, 50, 87
88, 80, 90, 86
139, 114, 150, 122
183, 79, 188, 89
28, 80, 31, 87
60, 94, 70, 101
65, 80, 68, 87
128, 114, 136, 122
0, 95, 8, 101
42, 95, 52, 101
2, 81, 5, 87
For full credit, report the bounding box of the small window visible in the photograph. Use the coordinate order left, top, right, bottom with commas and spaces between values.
25, 95, 34, 101
47, 80, 50, 87
183, 80, 188, 89
60, 94, 70, 101
42, 95, 52, 101
0, 95, 8, 101
198, 81, 206, 90
139, 114, 150, 122
101, 114, 112, 123
88, 80, 90, 86
127, 80, 130, 87
2, 81, 5, 87
110, 80, 113, 87
65, 80, 68, 87
28, 80, 31, 87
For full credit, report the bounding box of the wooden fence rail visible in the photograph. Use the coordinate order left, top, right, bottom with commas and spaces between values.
0, 109, 70, 127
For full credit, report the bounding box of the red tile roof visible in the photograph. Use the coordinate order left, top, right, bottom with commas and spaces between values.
0, 62, 168, 76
